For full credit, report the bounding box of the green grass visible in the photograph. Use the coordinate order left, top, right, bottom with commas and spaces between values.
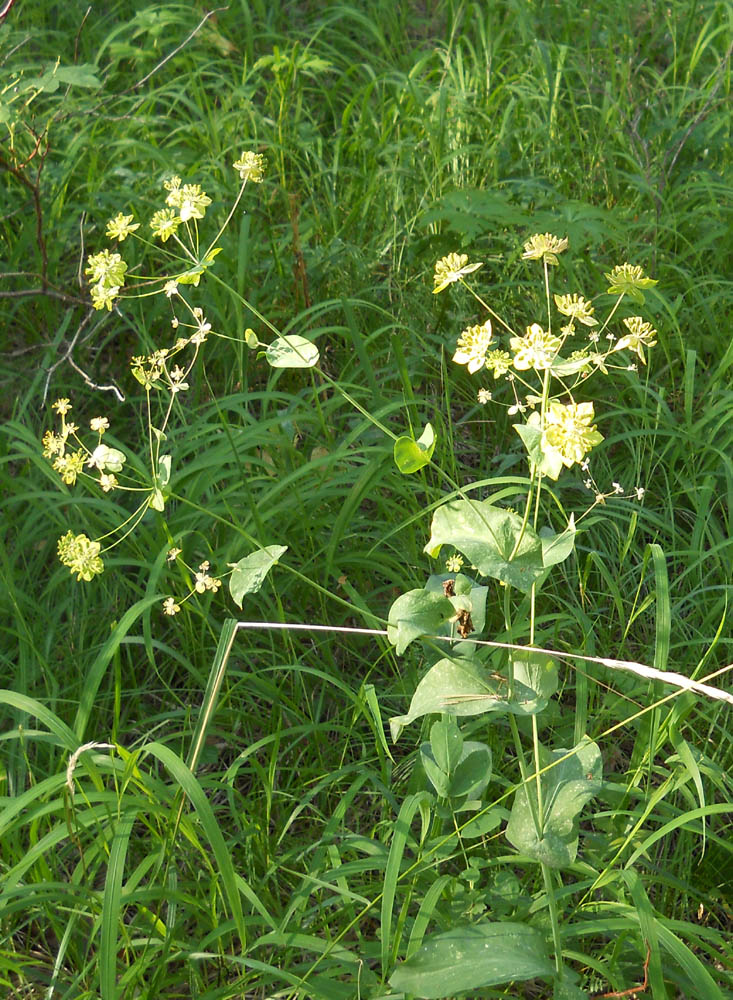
1, 0, 732, 997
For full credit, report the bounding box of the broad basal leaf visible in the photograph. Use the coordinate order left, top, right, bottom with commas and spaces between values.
389, 921, 554, 998
506, 737, 602, 869
424, 499, 544, 593
228, 545, 288, 607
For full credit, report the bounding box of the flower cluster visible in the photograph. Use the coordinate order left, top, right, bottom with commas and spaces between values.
435, 235, 658, 477
57, 531, 104, 581
44, 152, 268, 592
43, 400, 127, 491
162, 552, 222, 616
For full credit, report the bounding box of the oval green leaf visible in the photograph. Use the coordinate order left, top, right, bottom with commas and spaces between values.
389, 921, 554, 998
394, 422, 435, 474
266, 334, 319, 368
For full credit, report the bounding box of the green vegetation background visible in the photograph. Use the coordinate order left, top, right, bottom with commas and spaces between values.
1, 1, 731, 997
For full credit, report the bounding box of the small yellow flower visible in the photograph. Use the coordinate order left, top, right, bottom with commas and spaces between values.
522, 233, 568, 266
42, 429, 65, 458
163, 597, 181, 615
484, 350, 512, 378
52, 398, 72, 415
432, 253, 483, 293
615, 316, 657, 364
90, 417, 109, 433
150, 208, 181, 242
167, 547, 182, 562
85, 250, 127, 286
53, 450, 86, 485
453, 320, 493, 374
445, 554, 464, 572
169, 365, 189, 392
90, 282, 121, 311
542, 400, 604, 469
99, 473, 118, 492
106, 213, 140, 242
233, 151, 266, 182
554, 293, 597, 327
167, 183, 211, 222
477, 388, 492, 404
510, 323, 562, 371
57, 531, 104, 581
164, 280, 179, 297
604, 263, 658, 304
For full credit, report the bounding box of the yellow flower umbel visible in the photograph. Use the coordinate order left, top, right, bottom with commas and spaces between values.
604, 263, 658, 304
57, 531, 104, 581
615, 316, 657, 364
522, 233, 568, 266
233, 151, 265, 183
433, 253, 482, 293
510, 323, 562, 371
554, 293, 597, 327
106, 213, 139, 242
542, 401, 604, 469
453, 320, 493, 374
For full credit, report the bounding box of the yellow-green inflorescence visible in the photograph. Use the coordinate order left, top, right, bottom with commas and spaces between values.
44, 152, 266, 602
435, 234, 658, 485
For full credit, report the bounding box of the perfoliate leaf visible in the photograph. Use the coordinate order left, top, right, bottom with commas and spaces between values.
387, 589, 455, 655
156, 455, 171, 489
424, 499, 544, 593
430, 718, 463, 774
389, 922, 554, 998
228, 545, 288, 608
265, 334, 319, 368
425, 573, 488, 635
506, 737, 602, 868
448, 741, 492, 799
389, 653, 552, 741
149, 488, 165, 512
540, 515, 576, 568
511, 652, 558, 709
514, 419, 564, 480
393, 422, 436, 474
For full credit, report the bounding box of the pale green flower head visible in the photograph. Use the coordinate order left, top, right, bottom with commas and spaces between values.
604, 263, 658, 304
522, 233, 568, 266
57, 531, 104, 581
510, 323, 562, 371
484, 349, 512, 378
542, 400, 603, 469
53, 450, 85, 484
615, 315, 657, 364
166, 182, 211, 222
85, 249, 127, 287
554, 293, 597, 327
106, 213, 139, 242
233, 151, 265, 182
453, 319, 493, 374
150, 208, 181, 242
433, 253, 482, 293
90, 281, 121, 311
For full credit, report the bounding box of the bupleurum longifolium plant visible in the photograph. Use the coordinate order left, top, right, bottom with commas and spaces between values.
41, 151, 272, 611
